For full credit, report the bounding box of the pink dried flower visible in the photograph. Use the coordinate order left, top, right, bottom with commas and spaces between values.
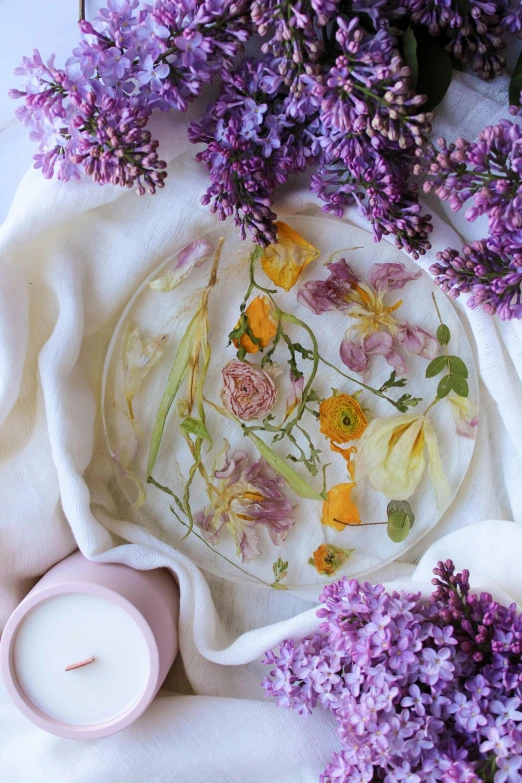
221, 359, 276, 420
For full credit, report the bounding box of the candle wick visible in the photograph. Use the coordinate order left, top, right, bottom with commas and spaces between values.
65, 657, 95, 672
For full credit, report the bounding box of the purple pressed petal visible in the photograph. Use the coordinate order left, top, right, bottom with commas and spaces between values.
214, 448, 249, 482
368, 262, 422, 292
239, 526, 262, 563
363, 330, 393, 354
396, 321, 438, 360
340, 337, 368, 373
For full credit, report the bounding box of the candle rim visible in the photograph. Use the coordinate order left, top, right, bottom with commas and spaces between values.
0, 582, 160, 739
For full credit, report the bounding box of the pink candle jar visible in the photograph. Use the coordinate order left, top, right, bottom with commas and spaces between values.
0, 551, 180, 739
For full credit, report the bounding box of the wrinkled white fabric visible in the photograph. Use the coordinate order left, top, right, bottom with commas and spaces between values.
1, 4, 522, 781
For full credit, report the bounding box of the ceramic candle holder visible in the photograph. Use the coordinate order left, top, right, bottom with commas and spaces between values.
0, 551, 180, 739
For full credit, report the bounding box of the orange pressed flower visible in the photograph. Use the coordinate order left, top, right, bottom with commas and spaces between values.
321, 483, 360, 532
233, 295, 277, 354
260, 222, 320, 291
309, 543, 354, 575
319, 393, 368, 444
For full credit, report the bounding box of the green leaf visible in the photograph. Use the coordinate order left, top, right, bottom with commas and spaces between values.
388, 511, 408, 531
436, 324, 451, 346
387, 500, 415, 527
245, 430, 326, 502
448, 355, 468, 378
387, 517, 411, 543
451, 374, 469, 397
437, 375, 453, 399
509, 50, 522, 107
270, 582, 288, 591
416, 34, 453, 112
179, 417, 210, 440
402, 27, 418, 88
426, 356, 447, 378
147, 312, 200, 477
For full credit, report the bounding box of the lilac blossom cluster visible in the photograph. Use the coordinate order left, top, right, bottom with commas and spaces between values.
8, 0, 522, 314
424, 120, 522, 320
191, 15, 433, 252
262, 561, 522, 783
188, 57, 322, 245
9, 0, 250, 193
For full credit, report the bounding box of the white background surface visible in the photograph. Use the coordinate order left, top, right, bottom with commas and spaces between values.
0, 3, 522, 783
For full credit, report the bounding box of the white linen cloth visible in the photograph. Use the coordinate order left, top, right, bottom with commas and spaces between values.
1, 4, 522, 780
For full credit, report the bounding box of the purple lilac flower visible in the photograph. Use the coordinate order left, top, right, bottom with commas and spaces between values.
194, 447, 295, 563
430, 242, 522, 321
424, 122, 522, 320
10, 0, 252, 188
408, 0, 507, 79
263, 561, 522, 783
189, 57, 321, 244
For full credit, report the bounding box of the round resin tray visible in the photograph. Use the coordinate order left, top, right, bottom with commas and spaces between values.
102, 214, 477, 592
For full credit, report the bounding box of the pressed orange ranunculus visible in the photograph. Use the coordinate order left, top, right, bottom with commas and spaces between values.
319, 393, 368, 444
309, 543, 354, 575
260, 222, 320, 291
321, 483, 360, 532
233, 295, 277, 354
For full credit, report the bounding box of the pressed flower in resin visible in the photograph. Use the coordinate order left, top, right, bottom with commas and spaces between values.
321, 483, 360, 532
233, 295, 277, 354
298, 259, 437, 376
261, 222, 320, 291
309, 543, 354, 575
356, 413, 450, 510
194, 448, 295, 563
319, 393, 367, 444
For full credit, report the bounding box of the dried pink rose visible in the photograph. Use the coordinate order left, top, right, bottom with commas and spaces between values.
221, 359, 276, 421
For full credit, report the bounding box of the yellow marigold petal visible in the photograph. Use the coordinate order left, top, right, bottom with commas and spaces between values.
260, 222, 320, 291
321, 483, 360, 532
233, 295, 277, 354
319, 393, 368, 444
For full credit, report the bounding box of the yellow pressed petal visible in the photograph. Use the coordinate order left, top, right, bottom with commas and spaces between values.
423, 418, 451, 511
233, 295, 277, 354
321, 483, 360, 531
260, 222, 320, 291
356, 414, 420, 479
371, 417, 426, 499
386, 299, 403, 314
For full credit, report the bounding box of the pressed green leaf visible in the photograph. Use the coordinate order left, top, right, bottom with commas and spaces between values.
387, 499, 415, 527
437, 324, 451, 346
147, 313, 200, 477
448, 355, 468, 378
403, 27, 418, 88
388, 511, 408, 530
387, 517, 411, 543
416, 34, 453, 112
246, 431, 326, 502
509, 50, 522, 106
426, 355, 447, 378
179, 417, 210, 440
437, 375, 453, 399
451, 374, 469, 397
270, 582, 288, 590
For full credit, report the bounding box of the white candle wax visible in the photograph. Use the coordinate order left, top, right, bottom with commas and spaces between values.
13, 593, 151, 726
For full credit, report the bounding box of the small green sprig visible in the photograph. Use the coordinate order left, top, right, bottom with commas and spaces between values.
426, 294, 469, 399
379, 370, 423, 412
270, 558, 289, 590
